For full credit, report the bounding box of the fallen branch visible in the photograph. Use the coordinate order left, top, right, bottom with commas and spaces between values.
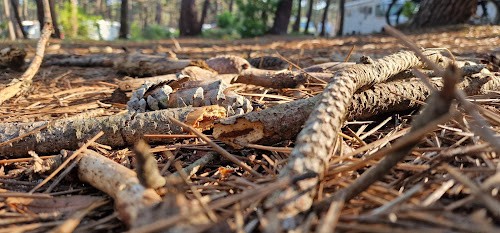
114, 53, 211, 77
0, 105, 226, 157
259, 50, 448, 226
0, 0, 53, 105
78, 149, 162, 226
232, 68, 332, 89
213, 71, 498, 148
42, 53, 117, 67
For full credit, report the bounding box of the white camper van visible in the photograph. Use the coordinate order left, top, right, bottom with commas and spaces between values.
343, 0, 407, 35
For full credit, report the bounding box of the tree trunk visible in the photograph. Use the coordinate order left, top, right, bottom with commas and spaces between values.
320, 0, 331, 36
119, 0, 129, 39
10, 0, 27, 38
3, 0, 16, 40
292, 0, 302, 32
155, 1, 162, 24
304, 0, 314, 34
409, 0, 477, 28
48, 0, 60, 38
229, 0, 234, 13
36, 0, 44, 26
269, 0, 293, 35
71, 0, 77, 37
336, 0, 345, 36
95, 0, 101, 15
179, 0, 201, 36
199, 0, 210, 32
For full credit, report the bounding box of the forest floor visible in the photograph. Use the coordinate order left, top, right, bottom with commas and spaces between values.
0, 24, 499, 232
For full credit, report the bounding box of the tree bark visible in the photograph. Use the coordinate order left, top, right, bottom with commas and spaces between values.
336, 0, 345, 36
409, 0, 477, 28
180, 0, 201, 36
320, 0, 331, 36
269, 0, 293, 35
229, 0, 234, 13
48, 0, 60, 38
71, 0, 77, 37
199, 0, 210, 32
3, 0, 16, 40
292, 0, 302, 32
155, 0, 162, 24
119, 0, 129, 39
304, 0, 314, 34
10, 0, 27, 38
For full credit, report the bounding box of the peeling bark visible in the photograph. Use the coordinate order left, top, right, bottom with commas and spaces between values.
0, 106, 226, 157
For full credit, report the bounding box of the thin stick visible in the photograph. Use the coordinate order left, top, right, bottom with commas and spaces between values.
168, 116, 262, 177
29, 131, 104, 193
0, 155, 56, 165
344, 45, 356, 62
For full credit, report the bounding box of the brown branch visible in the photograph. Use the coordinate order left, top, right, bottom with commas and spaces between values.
233, 68, 332, 89
213, 70, 497, 149
0, 106, 226, 157
78, 149, 162, 226
0, 0, 53, 105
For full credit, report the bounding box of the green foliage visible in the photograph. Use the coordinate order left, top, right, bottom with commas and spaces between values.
143, 24, 174, 40
235, 0, 278, 37
56, 2, 102, 39
217, 12, 236, 29
130, 23, 176, 41
401, 1, 417, 18
202, 28, 241, 40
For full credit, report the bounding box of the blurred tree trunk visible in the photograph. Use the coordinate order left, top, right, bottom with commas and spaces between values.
320, 0, 330, 36
179, 0, 201, 36
269, 0, 293, 35
3, 0, 16, 40
48, 0, 60, 38
336, 0, 345, 36
229, 0, 234, 13
304, 0, 313, 34
119, 0, 129, 39
199, 0, 210, 31
71, 0, 77, 37
292, 0, 302, 32
36, 0, 60, 38
10, 0, 27, 38
409, 0, 477, 28
155, 1, 162, 24
95, 0, 101, 15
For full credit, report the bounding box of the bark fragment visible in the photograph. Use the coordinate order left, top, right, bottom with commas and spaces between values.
0, 46, 26, 70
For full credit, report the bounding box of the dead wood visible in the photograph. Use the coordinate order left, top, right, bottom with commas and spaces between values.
214, 70, 498, 149
333, 64, 459, 207
247, 56, 289, 70
114, 53, 210, 77
0, 46, 27, 70
42, 53, 117, 67
117, 66, 220, 92
0, 106, 226, 157
205, 55, 250, 74
302, 62, 355, 73
273, 50, 448, 217
0, 1, 53, 105
133, 140, 166, 189
78, 149, 161, 226
232, 68, 332, 89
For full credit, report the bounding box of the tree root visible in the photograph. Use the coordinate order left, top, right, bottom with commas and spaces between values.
0, 105, 226, 157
